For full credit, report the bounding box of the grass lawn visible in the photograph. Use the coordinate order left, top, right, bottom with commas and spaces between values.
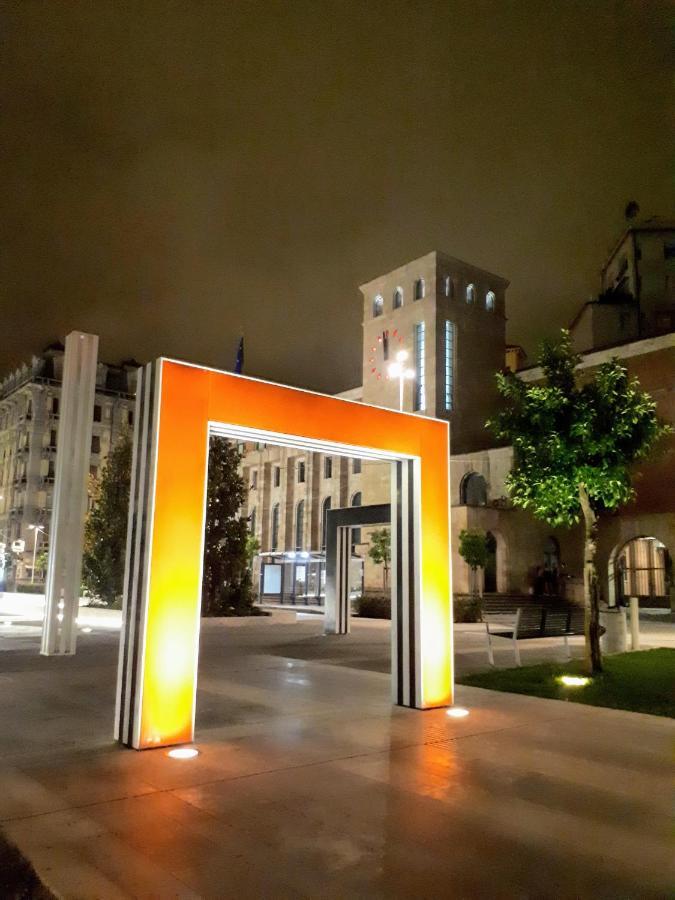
458, 648, 675, 718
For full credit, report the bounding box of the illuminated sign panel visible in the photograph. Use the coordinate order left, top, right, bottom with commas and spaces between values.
116, 359, 452, 749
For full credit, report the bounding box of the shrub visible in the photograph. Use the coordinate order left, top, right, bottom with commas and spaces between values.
453, 594, 482, 623
355, 594, 391, 619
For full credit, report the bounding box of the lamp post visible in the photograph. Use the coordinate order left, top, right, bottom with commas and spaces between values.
388, 350, 415, 412
28, 524, 46, 584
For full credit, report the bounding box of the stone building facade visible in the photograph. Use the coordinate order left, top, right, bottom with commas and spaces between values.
0, 343, 137, 586
245, 231, 674, 608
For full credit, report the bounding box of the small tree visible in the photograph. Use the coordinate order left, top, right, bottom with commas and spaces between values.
82, 432, 132, 606
201, 437, 256, 615
368, 528, 391, 591
488, 330, 670, 673
458, 528, 488, 599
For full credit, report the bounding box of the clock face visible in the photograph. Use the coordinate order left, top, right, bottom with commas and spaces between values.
368, 328, 404, 380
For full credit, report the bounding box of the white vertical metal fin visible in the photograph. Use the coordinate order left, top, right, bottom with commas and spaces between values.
41, 331, 99, 656
115, 361, 160, 747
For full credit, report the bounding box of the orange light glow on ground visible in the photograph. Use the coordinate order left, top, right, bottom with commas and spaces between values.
137, 359, 452, 749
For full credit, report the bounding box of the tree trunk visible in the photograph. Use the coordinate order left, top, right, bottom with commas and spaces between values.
579, 483, 603, 674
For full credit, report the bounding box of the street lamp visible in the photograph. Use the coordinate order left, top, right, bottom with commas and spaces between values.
387, 350, 415, 412
28, 524, 46, 585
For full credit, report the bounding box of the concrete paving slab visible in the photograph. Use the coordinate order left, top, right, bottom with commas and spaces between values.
0, 616, 673, 898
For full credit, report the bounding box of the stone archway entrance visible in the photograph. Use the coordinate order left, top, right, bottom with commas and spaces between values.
609, 536, 671, 608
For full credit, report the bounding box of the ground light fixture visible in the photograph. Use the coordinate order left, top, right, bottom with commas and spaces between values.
167, 747, 200, 760
446, 706, 470, 718
558, 675, 591, 687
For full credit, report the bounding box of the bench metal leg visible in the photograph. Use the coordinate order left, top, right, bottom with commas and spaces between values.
485, 623, 495, 666
513, 637, 521, 667
563, 633, 571, 660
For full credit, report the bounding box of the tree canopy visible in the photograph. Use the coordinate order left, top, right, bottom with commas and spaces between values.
488, 330, 670, 525
201, 437, 256, 616
82, 431, 132, 606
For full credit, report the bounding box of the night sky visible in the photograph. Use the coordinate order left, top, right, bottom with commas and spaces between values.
2, 1, 672, 392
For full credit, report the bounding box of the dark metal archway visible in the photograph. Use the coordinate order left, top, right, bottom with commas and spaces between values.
324, 503, 391, 635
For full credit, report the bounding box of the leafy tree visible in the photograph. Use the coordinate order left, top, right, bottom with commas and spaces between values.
82, 431, 132, 606
458, 528, 488, 599
201, 437, 256, 616
488, 330, 670, 673
368, 528, 391, 591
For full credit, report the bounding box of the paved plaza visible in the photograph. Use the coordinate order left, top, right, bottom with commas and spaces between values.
0, 614, 673, 898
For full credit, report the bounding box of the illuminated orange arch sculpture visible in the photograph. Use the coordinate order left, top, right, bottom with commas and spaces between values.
115, 359, 453, 750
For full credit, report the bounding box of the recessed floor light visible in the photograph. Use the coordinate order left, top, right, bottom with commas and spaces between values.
447, 706, 470, 718
167, 747, 199, 759
558, 675, 590, 687
81, 626, 92, 634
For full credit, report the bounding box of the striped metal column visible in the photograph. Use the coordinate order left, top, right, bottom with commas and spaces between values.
390, 458, 422, 708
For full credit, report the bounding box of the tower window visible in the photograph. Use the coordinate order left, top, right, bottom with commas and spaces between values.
295, 500, 305, 550
444, 276, 454, 298
413, 322, 426, 412
373, 295, 384, 317
321, 496, 332, 549
251, 470, 258, 489
352, 458, 362, 474
414, 278, 425, 301
273, 465, 281, 487
249, 507, 256, 534
271, 503, 280, 551
393, 287, 403, 309
444, 320, 455, 411
485, 290, 495, 311
466, 283, 475, 304
324, 456, 332, 478
297, 460, 306, 483
351, 491, 363, 546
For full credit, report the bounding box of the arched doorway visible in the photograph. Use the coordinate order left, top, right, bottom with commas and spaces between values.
609, 536, 670, 607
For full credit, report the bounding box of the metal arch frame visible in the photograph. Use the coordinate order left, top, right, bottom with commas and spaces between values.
116, 358, 453, 750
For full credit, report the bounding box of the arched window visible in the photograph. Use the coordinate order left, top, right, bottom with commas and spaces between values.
271, 503, 280, 551
444, 276, 454, 299
321, 496, 332, 549
393, 287, 403, 309
373, 294, 384, 317
466, 283, 475, 304
414, 278, 425, 300
351, 492, 362, 546
249, 507, 256, 535
460, 472, 487, 506
295, 500, 305, 551
485, 290, 495, 311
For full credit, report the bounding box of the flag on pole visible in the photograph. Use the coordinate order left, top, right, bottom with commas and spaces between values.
234, 337, 244, 374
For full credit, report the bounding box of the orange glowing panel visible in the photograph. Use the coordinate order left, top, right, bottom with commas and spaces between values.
133, 359, 452, 749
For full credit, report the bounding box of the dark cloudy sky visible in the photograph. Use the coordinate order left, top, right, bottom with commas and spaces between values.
1, 1, 672, 392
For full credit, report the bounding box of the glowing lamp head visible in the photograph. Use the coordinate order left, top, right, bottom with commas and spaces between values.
388, 362, 402, 378
167, 747, 199, 760
447, 706, 470, 718
395, 349, 408, 363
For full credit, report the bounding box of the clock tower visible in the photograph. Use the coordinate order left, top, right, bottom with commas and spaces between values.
360, 251, 509, 455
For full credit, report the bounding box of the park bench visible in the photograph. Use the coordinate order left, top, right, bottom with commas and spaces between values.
480, 596, 585, 666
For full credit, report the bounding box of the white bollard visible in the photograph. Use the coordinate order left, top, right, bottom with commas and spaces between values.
629, 596, 640, 650
600, 606, 627, 655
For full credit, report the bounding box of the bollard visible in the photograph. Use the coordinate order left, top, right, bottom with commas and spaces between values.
600, 606, 627, 655
629, 596, 640, 650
